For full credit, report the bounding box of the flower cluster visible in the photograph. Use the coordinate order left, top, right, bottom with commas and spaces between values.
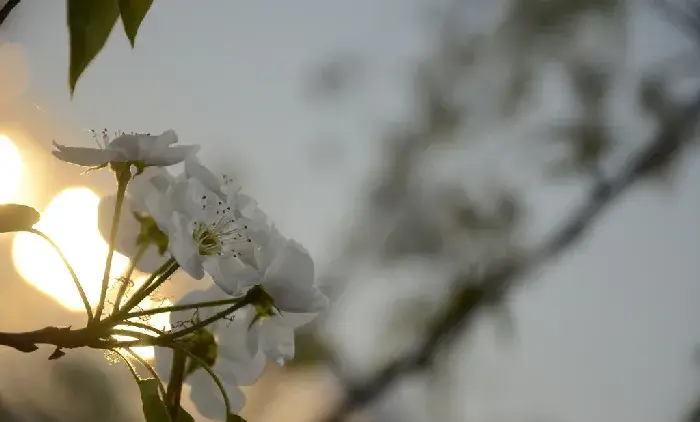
52, 130, 328, 420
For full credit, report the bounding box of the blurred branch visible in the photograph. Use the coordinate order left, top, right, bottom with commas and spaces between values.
0, 0, 21, 27
322, 90, 700, 422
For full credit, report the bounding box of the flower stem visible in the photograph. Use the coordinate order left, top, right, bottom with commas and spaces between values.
94, 168, 131, 322
157, 296, 251, 342
165, 349, 186, 421
111, 348, 141, 381
170, 342, 233, 419
105, 259, 178, 326
124, 347, 167, 398
114, 242, 148, 311
124, 296, 244, 319
25, 229, 93, 321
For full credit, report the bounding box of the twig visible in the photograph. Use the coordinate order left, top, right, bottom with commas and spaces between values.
321, 91, 700, 422
0, 0, 20, 27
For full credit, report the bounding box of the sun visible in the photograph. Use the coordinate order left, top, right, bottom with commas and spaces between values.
12, 187, 130, 310
0, 135, 22, 203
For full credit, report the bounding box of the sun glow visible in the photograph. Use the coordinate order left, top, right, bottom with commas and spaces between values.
0, 135, 22, 203
12, 187, 172, 359
12, 187, 130, 310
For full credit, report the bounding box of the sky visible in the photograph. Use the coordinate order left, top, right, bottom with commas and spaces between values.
0, 1, 699, 422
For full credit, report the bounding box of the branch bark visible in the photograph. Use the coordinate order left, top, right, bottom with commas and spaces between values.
321, 92, 700, 422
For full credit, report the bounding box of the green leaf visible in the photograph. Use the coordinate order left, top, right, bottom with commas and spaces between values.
137, 378, 171, 422
175, 407, 194, 422
227, 415, 247, 422
67, 0, 120, 95
0, 204, 40, 233
118, 0, 153, 47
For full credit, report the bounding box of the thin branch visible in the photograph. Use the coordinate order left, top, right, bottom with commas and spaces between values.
322, 92, 700, 422
0, 0, 21, 27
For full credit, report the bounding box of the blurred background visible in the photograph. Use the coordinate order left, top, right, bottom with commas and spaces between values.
0, 0, 699, 421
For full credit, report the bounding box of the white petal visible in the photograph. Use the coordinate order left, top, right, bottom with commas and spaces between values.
264, 239, 315, 290
170, 215, 204, 279
108, 134, 147, 160
146, 145, 200, 166
188, 370, 246, 418
185, 157, 224, 198
52, 142, 121, 166
259, 321, 296, 363
153, 346, 173, 383
205, 257, 259, 296
154, 129, 178, 148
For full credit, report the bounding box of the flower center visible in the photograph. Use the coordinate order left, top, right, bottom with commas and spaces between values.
192, 195, 251, 257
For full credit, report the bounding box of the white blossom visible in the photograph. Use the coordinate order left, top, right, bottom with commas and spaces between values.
52, 129, 198, 168
154, 285, 266, 419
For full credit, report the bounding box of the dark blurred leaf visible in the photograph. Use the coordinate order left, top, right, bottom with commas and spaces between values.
568, 61, 610, 109
0, 204, 40, 233
175, 407, 194, 422
138, 378, 171, 422
68, 0, 120, 95
118, 0, 153, 47
227, 414, 247, 422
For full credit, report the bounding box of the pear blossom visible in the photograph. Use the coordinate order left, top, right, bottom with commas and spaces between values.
145, 174, 257, 281
154, 285, 266, 419
219, 230, 329, 365
52, 129, 198, 168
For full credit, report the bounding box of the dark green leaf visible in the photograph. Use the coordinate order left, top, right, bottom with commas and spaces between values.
175, 407, 194, 422
227, 415, 247, 422
67, 0, 120, 95
137, 378, 171, 422
118, 0, 153, 47
0, 204, 40, 233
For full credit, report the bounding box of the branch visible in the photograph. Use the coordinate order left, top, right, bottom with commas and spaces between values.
0, 326, 93, 353
321, 92, 700, 422
0, 0, 21, 27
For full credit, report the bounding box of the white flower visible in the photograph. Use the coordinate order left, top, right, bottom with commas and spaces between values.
220, 232, 329, 364
52, 129, 199, 168
145, 175, 256, 281
154, 285, 266, 419
97, 167, 173, 273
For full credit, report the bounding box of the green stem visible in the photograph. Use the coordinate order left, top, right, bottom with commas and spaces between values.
157, 298, 250, 342
124, 296, 244, 320
170, 342, 233, 419
114, 243, 148, 311
165, 349, 186, 421
104, 259, 178, 327
94, 170, 130, 322
124, 347, 167, 398
26, 229, 93, 321
111, 348, 141, 381
119, 321, 168, 336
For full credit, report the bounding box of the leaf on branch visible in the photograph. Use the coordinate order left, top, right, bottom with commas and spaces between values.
118, 0, 154, 47
137, 378, 171, 422
48, 347, 66, 360
175, 407, 195, 422
0, 204, 40, 233
227, 414, 247, 422
67, 0, 120, 95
